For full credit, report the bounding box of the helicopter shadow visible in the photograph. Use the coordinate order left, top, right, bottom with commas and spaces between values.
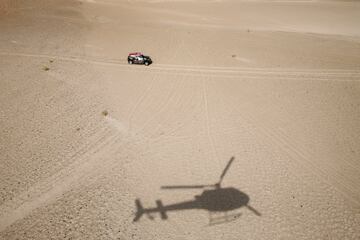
133, 157, 261, 225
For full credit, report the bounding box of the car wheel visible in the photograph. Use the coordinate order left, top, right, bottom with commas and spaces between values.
145, 62, 149, 66
128, 60, 133, 64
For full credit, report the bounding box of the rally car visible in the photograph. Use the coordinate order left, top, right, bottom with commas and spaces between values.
128, 52, 152, 66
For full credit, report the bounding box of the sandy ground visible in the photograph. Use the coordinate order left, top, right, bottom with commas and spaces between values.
0, 0, 360, 239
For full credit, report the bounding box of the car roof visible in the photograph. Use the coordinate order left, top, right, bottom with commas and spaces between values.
129, 52, 143, 56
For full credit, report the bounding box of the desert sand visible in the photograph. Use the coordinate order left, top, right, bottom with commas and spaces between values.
0, 0, 360, 239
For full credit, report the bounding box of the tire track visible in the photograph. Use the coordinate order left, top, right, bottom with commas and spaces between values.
127, 73, 158, 132
215, 79, 360, 206
0, 124, 120, 232
201, 71, 221, 170
136, 75, 182, 136
1, 51, 359, 80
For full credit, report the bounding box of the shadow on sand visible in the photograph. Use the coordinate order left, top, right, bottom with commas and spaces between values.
133, 157, 261, 225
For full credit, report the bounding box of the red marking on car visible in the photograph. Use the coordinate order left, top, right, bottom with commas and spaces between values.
128, 52, 142, 56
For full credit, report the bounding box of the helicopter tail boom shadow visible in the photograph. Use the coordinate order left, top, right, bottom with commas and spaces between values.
133, 199, 171, 222
156, 200, 168, 220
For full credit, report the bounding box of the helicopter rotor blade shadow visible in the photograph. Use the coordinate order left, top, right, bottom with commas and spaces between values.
218, 156, 235, 185
161, 185, 212, 189
246, 205, 261, 216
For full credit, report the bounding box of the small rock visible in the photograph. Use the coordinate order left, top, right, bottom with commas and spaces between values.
102, 110, 109, 116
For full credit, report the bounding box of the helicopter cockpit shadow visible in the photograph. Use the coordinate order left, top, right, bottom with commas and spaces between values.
133, 157, 261, 225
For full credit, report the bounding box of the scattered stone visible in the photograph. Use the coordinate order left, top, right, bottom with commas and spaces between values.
43, 66, 50, 71
102, 110, 109, 116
